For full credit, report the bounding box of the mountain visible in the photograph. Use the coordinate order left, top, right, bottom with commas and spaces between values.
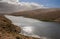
10, 8, 60, 22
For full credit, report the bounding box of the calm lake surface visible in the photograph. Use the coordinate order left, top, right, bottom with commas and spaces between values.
5, 15, 60, 39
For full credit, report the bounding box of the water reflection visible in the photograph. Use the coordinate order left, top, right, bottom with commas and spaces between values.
5, 15, 60, 39
21, 26, 41, 38
5, 15, 41, 38
22, 26, 33, 33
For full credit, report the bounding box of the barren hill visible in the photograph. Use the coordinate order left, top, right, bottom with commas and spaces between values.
10, 8, 60, 22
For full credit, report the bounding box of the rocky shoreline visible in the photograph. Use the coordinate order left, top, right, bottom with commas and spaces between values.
0, 15, 40, 39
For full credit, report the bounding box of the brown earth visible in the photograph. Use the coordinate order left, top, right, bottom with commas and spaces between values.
10, 8, 60, 22
0, 15, 40, 39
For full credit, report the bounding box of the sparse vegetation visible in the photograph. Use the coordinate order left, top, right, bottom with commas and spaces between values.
10, 8, 60, 22
0, 15, 40, 39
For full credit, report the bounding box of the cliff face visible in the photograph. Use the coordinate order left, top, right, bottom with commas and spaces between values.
0, 15, 40, 39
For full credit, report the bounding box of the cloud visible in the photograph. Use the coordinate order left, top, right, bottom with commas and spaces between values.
1, 0, 19, 3
0, 0, 46, 13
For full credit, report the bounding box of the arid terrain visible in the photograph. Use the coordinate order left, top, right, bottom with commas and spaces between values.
10, 8, 60, 22
0, 8, 60, 39
0, 15, 40, 39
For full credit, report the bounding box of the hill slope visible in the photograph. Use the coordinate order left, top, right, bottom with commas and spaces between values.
0, 15, 40, 39
10, 8, 60, 22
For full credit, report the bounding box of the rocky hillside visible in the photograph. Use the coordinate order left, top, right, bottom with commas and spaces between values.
10, 8, 60, 22
0, 15, 40, 39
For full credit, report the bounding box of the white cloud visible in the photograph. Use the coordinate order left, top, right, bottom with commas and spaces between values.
18, 2, 45, 9
0, 0, 46, 13
1, 0, 19, 2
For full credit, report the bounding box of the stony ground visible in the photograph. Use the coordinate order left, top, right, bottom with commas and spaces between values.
0, 15, 40, 39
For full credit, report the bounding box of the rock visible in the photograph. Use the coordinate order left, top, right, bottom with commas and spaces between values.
10, 24, 21, 33
0, 30, 40, 39
0, 15, 21, 33
0, 15, 12, 26
0, 15, 40, 39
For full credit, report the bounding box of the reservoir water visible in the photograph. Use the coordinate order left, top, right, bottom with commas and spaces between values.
5, 15, 60, 39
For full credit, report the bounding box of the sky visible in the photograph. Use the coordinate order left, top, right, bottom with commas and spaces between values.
0, 0, 60, 13
20, 0, 60, 8
0, 0, 46, 13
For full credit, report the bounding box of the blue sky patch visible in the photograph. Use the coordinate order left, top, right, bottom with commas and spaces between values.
20, 0, 60, 8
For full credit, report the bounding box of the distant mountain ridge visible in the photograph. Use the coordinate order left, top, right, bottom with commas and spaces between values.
10, 8, 60, 22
